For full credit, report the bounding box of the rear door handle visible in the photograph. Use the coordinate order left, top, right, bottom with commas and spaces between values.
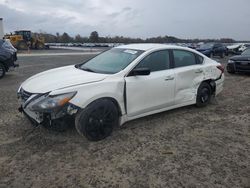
195, 69, 203, 73
165, 76, 174, 81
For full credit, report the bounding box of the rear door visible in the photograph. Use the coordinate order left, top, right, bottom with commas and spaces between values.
172, 49, 204, 105
125, 50, 175, 117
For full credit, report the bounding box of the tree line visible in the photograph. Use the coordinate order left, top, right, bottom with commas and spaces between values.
36, 31, 237, 44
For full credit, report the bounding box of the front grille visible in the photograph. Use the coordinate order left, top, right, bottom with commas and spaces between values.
20, 89, 33, 102
235, 61, 250, 71
235, 60, 250, 64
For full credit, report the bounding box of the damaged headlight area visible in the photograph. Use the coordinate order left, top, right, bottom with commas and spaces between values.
31, 92, 77, 112
18, 90, 79, 128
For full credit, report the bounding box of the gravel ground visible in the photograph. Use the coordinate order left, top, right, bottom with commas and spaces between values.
0, 51, 249, 188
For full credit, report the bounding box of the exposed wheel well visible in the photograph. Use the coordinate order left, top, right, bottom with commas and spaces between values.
87, 97, 122, 116
200, 79, 216, 95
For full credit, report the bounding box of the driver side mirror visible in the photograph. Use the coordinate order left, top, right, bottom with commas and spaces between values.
129, 67, 151, 76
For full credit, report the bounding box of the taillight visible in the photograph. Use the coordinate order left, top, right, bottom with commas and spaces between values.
217, 65, 224, 73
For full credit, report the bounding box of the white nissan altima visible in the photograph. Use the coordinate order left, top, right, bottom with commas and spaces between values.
18, 44, 224, 141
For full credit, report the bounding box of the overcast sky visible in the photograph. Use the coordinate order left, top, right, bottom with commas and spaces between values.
0, 0, 250, 40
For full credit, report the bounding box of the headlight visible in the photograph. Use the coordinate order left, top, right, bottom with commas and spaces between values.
228, 59, 235, 63
31, 92, 77, 112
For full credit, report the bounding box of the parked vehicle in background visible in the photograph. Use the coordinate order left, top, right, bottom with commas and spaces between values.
238, 44, 250, 53
17, 44, 224, 141
196, 43, 228, 58
0, 39, 18, 78
227, 43, 242, 55
227, 48, 250, 74
4, 30, 46, 50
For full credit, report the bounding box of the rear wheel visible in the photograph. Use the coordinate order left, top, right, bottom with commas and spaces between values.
0, 63, 6, 79
196, 82, 212, 107
75, 99, 119, 141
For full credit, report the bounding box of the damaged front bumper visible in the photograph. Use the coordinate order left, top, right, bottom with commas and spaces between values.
17, 89, 80, 127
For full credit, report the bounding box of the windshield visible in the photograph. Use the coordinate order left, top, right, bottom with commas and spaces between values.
242, 48, 250, 55
199, 43, 214, 49
79, 48, 144, 74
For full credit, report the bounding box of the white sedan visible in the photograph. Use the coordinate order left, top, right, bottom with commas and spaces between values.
18, 44, 224, 141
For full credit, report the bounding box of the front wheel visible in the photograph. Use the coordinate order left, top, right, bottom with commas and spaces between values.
196, 82, 212, 107
75, 99, 119, 141
227, 66, 235, 74
227, 69, 235, 74
0, 63, 6, 79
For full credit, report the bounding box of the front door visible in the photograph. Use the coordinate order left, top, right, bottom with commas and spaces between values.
125, 50, 175, 117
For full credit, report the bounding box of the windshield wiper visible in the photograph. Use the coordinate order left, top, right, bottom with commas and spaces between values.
80, 66, 96, 73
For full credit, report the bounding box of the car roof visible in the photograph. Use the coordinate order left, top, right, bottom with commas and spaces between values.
115, 43, 189, 51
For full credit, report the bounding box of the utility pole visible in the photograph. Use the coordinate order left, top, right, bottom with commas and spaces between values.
0, 18, 4, 39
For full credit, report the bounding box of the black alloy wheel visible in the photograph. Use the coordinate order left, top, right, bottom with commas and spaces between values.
196, 82, 212, 107
75, 99, 119, 141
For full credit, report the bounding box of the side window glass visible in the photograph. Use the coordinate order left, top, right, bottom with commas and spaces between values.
173, 50, 196, 68
136, 50, 170, 72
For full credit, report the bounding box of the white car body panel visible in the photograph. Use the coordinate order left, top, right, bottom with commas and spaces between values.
21, 65, 108, 93
125, 69, 175, 117
174, 64, 204, 105
50, 76, 126, 115
18, 44, 224, 125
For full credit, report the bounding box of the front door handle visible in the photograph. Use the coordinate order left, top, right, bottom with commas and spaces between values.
195, 69, 203, 73
165, 76, 174, 81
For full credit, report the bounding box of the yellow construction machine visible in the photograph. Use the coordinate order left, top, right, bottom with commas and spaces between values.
4, 30, 45, 50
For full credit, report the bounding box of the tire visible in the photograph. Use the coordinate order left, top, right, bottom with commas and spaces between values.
226, 66, 235, 74
196, 82, 212, 107
17, 41, 28, 50
0, 63, 6, 79
75, 99, 119, 141
227, 69, 235, 74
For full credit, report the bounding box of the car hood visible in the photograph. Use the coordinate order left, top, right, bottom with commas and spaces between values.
21, 65, 108, 93
230, 55, 250, 61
